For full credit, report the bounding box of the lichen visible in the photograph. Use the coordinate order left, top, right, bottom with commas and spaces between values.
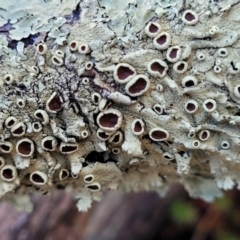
1, 0, 240, 211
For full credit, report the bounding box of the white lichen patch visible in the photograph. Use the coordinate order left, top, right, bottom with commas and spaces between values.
1, 0, 240, 210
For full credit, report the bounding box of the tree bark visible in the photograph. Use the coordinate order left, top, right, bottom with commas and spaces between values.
0, 185, 185, 240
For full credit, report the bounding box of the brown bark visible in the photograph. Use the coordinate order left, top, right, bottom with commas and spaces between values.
0, 185, 185, 240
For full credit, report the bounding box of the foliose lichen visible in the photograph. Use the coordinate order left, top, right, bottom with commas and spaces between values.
1, 0, 240, 211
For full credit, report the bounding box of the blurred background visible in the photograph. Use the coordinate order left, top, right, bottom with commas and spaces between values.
0, 184, 239, 240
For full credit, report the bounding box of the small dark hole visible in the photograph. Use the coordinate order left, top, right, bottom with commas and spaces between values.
13, 126, 24, 135
43, 140, 53, 150
62, 145, 77, 153
1, 145, 10, 152
70, 42, 76, 48
36, 113, 43, 119
186, 103, 196, 111
157, 35, 167, 45
61, 170, 68, 179
53, 57, 60, 64
94, 96, 99, 103
194, 141, 199, 146
154, 106, 162, 113
99, 131, 108, 139
85, 176, 93, 182
134, 121, 142, 132
185, 12, 196, 22
99, 113, 118, 128
151, 130, 167, 140
18, 141, 31, 155
38, 45, 44, 52
169, 48, 178, 59
87, 185, 99, 190
32, 174, 44, 183
201, 131, 208, 139
205, 102, 213, 109
112, 134, 120, 143
177, 63, 185, 71
7, 120, 15, 127
149, 23, 158, 33
34, 123, 40, 130
185, 80, 194, 87
2, 169, 13, 179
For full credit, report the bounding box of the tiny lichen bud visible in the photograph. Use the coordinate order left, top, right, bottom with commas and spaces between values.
221, 141, 230, 149
78, 43, 90, 54
91, 93, 102, 105
153, 104, 163, 115
82, 77, 89, 85
16, 99, 26, 108
156, 84, 164, 91
36, 43, 48, 55
32, 122, 42, 133
214, 65, 222, 73
81, 130, 89, 138
198, 130, 211, 141
197, 53, 205, 61
112, 147, 121, 154
69, 40, 79, 51
192, 140, 200, 148
218, 48, 228, 57
109, 131, 123, 144
85, 61, 93, 70
54, 50, 65, 58
4, 74, 14, 85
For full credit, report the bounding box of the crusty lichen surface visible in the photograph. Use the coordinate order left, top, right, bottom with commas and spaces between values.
1, 0, 240, 211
